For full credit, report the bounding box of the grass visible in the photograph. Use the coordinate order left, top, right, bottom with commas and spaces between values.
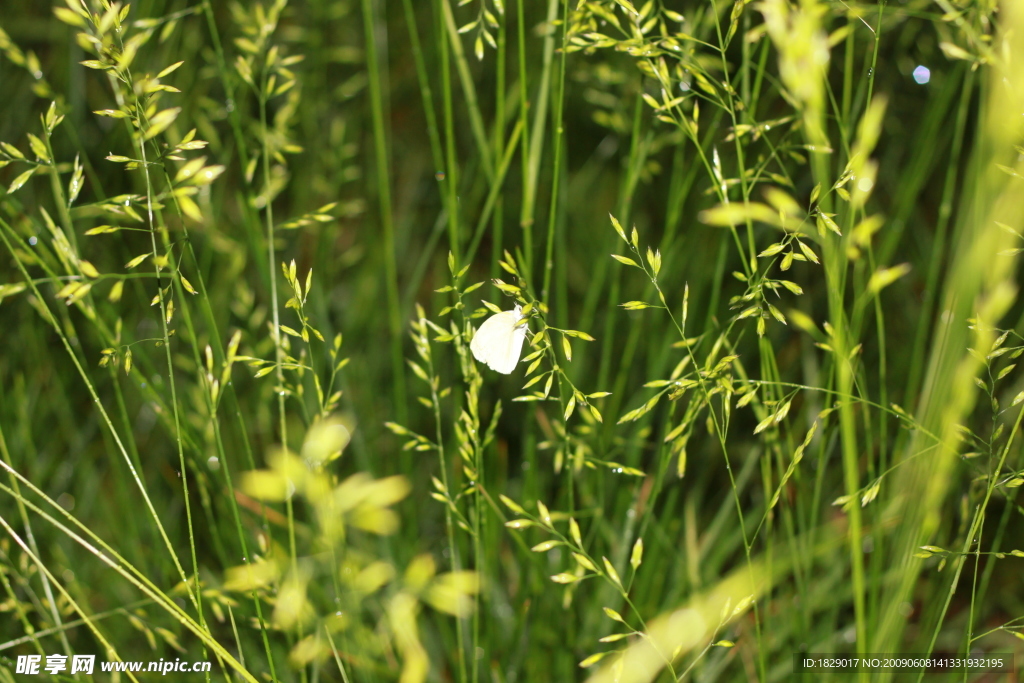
0, 0, 1023, 681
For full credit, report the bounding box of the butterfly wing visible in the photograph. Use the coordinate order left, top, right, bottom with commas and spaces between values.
490, 315, 527, 374
471, 307, 527, 374
470, 310, 515, 367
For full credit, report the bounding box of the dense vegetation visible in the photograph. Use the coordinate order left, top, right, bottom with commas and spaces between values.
0, 0, 1022, 681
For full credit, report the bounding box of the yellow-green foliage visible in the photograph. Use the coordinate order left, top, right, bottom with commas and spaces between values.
0, 0, 1023, 681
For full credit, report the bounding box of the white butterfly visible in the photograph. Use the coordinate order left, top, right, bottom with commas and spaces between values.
470, 304, 528, 374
